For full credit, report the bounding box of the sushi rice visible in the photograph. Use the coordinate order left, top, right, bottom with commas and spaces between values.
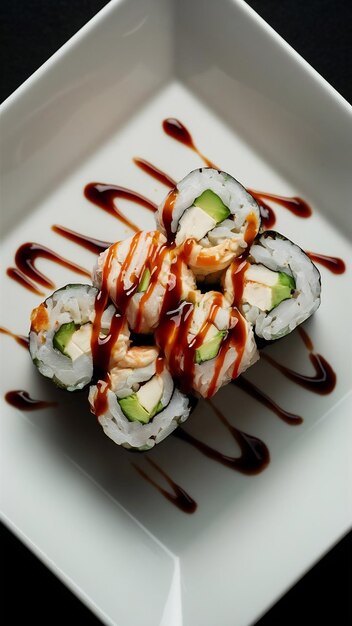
223, 231, 321, 340
89, 347, 191, 450
29, 284, 129, 391
157, 168, 261, 277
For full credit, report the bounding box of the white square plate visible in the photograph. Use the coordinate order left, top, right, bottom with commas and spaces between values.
1, 1, 351, 625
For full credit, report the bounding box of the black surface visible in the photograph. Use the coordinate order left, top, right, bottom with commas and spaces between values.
1, 1, 351, 625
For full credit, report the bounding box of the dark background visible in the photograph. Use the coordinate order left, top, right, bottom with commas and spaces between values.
1, 1, 351, 624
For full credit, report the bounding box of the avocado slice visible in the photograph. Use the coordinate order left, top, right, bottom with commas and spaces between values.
194, 189, 230, 223
53, 322, 78, 356
195, 330, 227, 364
278, 271, 295, 290
118, 395, 163, 424
137, 267, 151, 293
270, 272, 295, 309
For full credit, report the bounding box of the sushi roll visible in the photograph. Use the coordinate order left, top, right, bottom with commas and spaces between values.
223, 231, 321, 341
89, 346, 191, 450
29, 284, 130, 391
157, 168, 261, 277
155, 291, 259, 398
92, 230, 197, 333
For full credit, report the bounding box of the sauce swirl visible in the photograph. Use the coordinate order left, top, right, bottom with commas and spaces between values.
262, 327, 336, 395
84, 182, 156, 233
7, 242, 90, 295
175, 398, 270, 475
234, 377, 303, 425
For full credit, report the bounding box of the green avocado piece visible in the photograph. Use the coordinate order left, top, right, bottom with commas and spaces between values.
53, 322, 78, 356
278, 271, 295, 290
271, 284, 293, 309
270, 272, 295, 309
194, 189, 230, 223
118, 395, 163, 424
195, 330, 226, 364
137, 267, 151, 293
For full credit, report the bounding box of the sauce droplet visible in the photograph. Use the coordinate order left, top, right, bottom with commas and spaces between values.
306, 252, 346, 274
162, 118, 217, 168
5, 390, 57, 411
132, 458, 197, 514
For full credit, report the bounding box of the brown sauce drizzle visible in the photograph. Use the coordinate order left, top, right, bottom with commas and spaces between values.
132, 458, 197, 514
234, 377, 303, 425
163, 118, 216, 168
160, 188, 179, 242
249, 189, 312, 219
84, 182, 157, 233
6, 267, 45, 296
229, 257, 249, 308
0, 327, 29, 349
256, 201, 276, 229
133, 157, 176, 187
52, 225, 111, 255
156, 296, 248, 398
161, 118, 313, 226
174, 398, 270, 475
306, 252, 346, 274
90, 233, 164, 414
5, 390, 56, 411
7, 242, 90, 295
262, 327, 336, 395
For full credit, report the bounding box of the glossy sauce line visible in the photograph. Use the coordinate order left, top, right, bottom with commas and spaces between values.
174, 399, 270, 475
262, 327, 336, 394
306, 252, 346, 274
7, 242, 90, 296
161, 118, 313, 226
133, 157, 176, 187
132, 458, 197, 514
84, 183, 157, 233
0, 327, 29, 349
91, 233, 164, 415
52, 225, 111, 255
5, 390, 57, 411
234, 377, 303, 425
6, 268, 45, 296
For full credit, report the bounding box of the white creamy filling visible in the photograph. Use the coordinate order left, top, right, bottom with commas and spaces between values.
136, 375, 163, 413
175, 205, 216, 245
64, 324, 92, 361
243, 283, 272, 311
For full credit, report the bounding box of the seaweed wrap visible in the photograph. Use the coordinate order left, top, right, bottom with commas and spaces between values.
89, 346, 191, 450
157, 168, 261, 277
156, 291, 259, 398
29, 284, 129, 391
92, 230, 197, 333
223, 231, 321, 341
